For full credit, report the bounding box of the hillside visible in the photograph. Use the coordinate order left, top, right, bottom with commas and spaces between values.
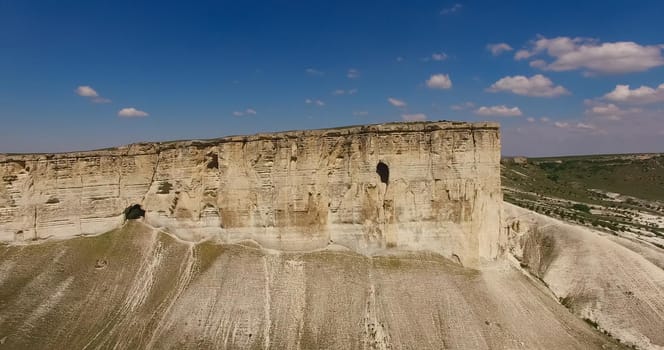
502, 153, 664, 349
502, 153, 664, 248
0, 221, 620, 349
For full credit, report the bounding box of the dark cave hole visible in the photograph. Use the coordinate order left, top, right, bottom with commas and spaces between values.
124, 204, 145, 220
376, 161, 389, 184
206, 153, 219, 169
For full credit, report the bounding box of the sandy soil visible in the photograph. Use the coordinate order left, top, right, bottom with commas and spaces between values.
0, 221, 620, 349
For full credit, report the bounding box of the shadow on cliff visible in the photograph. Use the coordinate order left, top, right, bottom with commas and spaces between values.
124, 204, 145, 220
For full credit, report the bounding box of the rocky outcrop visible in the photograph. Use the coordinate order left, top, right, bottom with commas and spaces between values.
0, 121, 502, 267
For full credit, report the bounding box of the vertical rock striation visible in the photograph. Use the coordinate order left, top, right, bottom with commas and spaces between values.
0, 121, 502, 267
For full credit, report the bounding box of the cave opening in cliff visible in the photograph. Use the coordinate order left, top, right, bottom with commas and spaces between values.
376, 161, 389, 184
124, 204, 145, 220
206, 153, 219, 169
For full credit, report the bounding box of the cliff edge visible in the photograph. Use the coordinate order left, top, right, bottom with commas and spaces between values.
0, 121, 502, 267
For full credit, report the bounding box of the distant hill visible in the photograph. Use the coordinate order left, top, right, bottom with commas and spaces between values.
502, 153, 664, 241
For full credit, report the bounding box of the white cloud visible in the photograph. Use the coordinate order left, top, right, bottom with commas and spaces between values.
487, 43, 513, 56
576, 122, 596, 130
353, 111, 369, 116
75, 85, 111, 103
402, 113, 427, 121
487, 74, 569, 97
347, 69, 360, 79
515, 36, 664, 74
332, 88, 358, 95
474, 105, 522, 117
305, 99, 325, 106
450, 101, 475, 111
396, 56, 405, 62
529, 59, 547, 69
526, 117, 535, 122
440, 3, 462, 14
540, 117, 551, 123
603, 83, 664, 104
541, 121, 597, 131
426, 74, 452, 89
514, 49, 533, 60
431, 52, 447, 61
305, 68, 324, 76
553, 121, 603, 132
388, 97, 407, 108
588, 103, 621, 117
584, 101, 642, 121
118, 107, 148, 118
233, 108, 257, 117
75, 86, 98, 97
422, 52, 448, 62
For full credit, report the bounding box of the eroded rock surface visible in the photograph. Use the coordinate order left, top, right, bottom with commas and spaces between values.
505, 203, 664, 349
0, 221, 620, 350
0, 121, 502, 267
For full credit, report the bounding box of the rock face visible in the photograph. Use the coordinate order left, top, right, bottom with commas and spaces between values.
0, 121, 502, 267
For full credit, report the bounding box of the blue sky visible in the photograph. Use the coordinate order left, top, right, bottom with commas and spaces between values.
1, 0, 663, 156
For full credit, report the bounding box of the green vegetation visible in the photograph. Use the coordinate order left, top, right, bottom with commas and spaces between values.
157, 181, 173, 194
502, 153, 664, 238
503, 154, 664, 202
572, 203, 591, 213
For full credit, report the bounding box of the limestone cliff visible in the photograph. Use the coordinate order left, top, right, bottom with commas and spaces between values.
0, 121, 502, 267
